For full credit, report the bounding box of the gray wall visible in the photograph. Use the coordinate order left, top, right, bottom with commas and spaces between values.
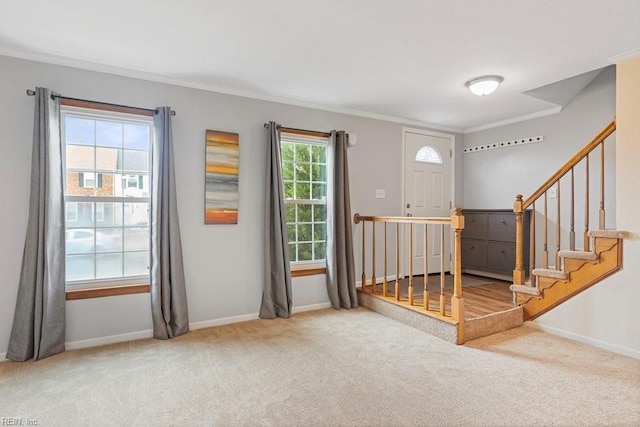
463, 67, 617, 273
461, 65, 639, 355
463, 66, 616, 211
0, 55, 464, 353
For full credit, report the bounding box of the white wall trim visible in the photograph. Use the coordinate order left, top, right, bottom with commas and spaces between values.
0, 302, 335, 360
463, 106, 563, 134
66, 329, 154, 351
190, 313, 260, 331
292, 302, 333, 313
528, 321, 640, 360
0, 46, 463, 134
609, 48, 640, 64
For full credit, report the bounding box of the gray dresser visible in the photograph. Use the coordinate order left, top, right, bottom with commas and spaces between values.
461, 209, 530, 280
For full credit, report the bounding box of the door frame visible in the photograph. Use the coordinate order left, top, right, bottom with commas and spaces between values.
400, 127, 457, 278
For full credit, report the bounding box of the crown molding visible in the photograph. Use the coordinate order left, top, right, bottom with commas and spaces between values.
0, 45, 464, 134
608, 48, 640, 64
463, 106, 563, 134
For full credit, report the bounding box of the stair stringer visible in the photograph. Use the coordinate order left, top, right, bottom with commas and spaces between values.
517, 237, 622, 320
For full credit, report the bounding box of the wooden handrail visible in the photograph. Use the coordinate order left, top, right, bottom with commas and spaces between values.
354, 214, 451, 225
522, 120, 616, 209
513, 119, 616, 287
354, 209, 465, 327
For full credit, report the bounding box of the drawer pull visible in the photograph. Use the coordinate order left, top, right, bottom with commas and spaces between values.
501, 219, 507, 225
470, 245, 474, 249
500, 249, 505, 253
470, 218, 475, 222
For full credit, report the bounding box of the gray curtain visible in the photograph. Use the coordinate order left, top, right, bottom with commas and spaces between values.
326, 131, 357, 309
150, 107, 189, 339
260, 121, 293, 319
7, 87, 66, 361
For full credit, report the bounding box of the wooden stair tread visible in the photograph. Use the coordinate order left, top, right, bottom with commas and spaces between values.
532, 268, 568, 280
509, 284, 541, 296
558, 250, 598, 261
588, 229, 628, 239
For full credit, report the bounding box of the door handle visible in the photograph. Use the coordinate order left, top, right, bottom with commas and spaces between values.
407, 213, 413, 217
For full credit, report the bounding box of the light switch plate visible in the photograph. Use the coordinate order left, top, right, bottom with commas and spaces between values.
548, 185, 557, 199
375, 189, 385, 199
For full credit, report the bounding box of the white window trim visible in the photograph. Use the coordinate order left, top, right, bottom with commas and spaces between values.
62, 107, 152, 290
281, 132, 328, 267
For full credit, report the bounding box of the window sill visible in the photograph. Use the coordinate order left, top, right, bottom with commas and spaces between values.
66, 284, 150, 300
291, 268, 326, 277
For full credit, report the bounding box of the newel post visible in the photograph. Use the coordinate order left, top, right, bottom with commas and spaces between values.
451, 208, 465, 329
513, 195, 525, 286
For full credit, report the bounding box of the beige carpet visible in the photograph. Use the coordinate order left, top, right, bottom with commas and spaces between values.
1, 308, 638, 426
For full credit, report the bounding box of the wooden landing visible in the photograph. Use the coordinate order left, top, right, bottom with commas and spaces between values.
364, 275, 514, 321
358, 275, 523, 344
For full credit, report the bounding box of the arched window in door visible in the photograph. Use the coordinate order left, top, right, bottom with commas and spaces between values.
415, 145, 443, 164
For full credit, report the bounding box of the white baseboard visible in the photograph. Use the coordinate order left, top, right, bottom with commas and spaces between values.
66, 329, 154, 351
528, 322, 640, 360
0, 302, 337, 359
292, 302, 332, 313
191, 302, 333, 329
190, 313, 259, 330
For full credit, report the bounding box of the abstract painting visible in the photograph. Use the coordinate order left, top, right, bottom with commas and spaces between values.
205, 130, 239, 224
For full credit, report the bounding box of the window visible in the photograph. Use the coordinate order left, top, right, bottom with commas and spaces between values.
281, 133, 328, 268
79, 172, 103, 188
415, 145, 443, 164
63, 108, 152, 289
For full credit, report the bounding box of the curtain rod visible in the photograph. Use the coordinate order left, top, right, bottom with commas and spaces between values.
263, 123, 331, 138
26, 89, 176, 116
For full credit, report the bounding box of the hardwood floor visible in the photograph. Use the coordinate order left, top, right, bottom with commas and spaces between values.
364, 274, 514, 321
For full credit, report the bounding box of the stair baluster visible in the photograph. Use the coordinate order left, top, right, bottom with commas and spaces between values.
543, 191, 549, 269
383, 222, 388, 297
600, 143, 605, 229
570, 168, 575, 250
585, 154, 590, 251
361, 220, 367, 292
556, 179, 561, 270
439, 224, 445, 315
423, 223, 429, 310
371, 221, 376, 294
395, 223, 400, 300
408, 223, 414, 305
530, 201, 536, 283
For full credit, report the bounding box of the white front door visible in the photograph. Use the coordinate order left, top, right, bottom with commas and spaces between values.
404, 130, 453, 275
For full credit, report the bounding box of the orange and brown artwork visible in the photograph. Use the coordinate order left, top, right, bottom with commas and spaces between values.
205, 130, 239, 224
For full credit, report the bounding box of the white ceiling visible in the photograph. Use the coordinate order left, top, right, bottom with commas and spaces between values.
1, 0, 639, 132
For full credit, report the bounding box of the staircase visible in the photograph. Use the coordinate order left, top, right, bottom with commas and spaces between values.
353, 120, 625, 344
509, 120, 626, 320
511, 229, 627, 320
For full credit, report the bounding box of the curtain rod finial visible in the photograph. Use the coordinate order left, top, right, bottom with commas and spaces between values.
26, 89, 36, 96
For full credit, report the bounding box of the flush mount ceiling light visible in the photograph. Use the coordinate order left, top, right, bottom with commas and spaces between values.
465, 75, 504, 96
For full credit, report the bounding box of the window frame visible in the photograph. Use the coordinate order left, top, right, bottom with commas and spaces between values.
61, 105, 153, 293
280, 131, 329, 273
415, 145, 443, 164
